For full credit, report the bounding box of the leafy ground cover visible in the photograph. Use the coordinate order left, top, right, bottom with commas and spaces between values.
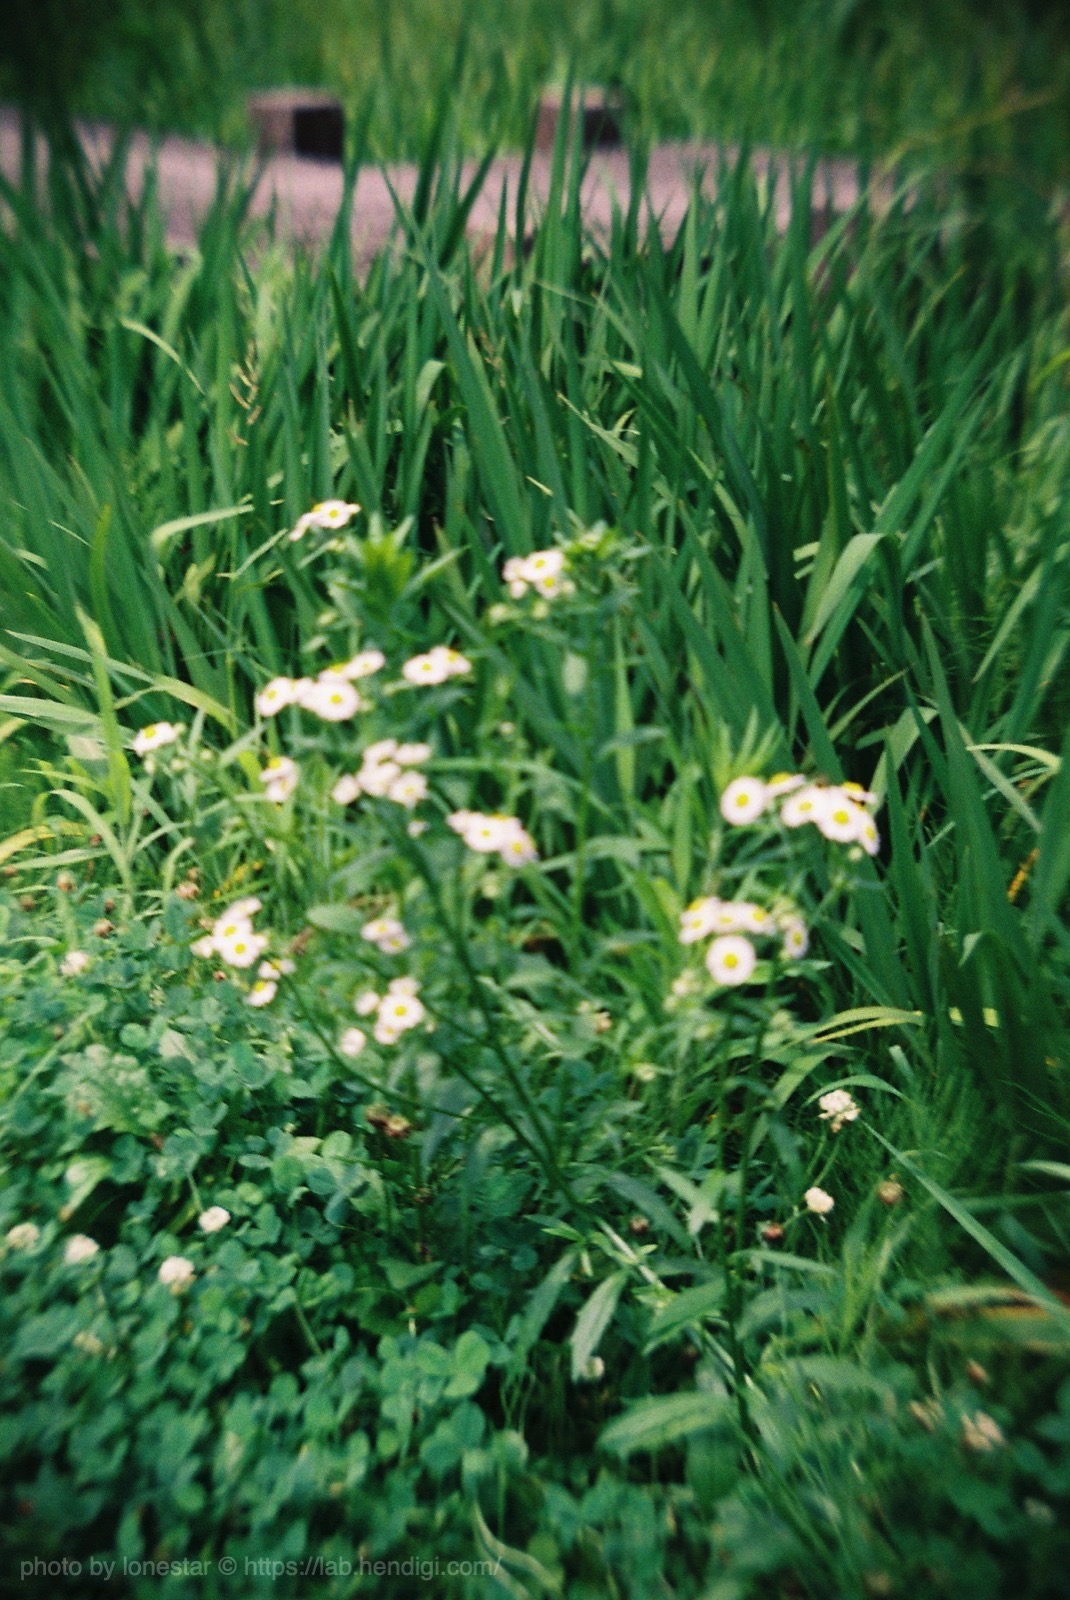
0, 112, 1069, 1598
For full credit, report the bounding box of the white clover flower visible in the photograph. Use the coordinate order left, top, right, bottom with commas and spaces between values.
360, 916, 411, 954
300, 677, 364, 721
577, 1355, 605, 1382
678, 897, 723, 944
332, 773, 362, 805
190, 935, 216, 960
64, 1234, 100, 1265
815, 791, 868, 844
387, 771, 428, 809
780, 785, 829, 828
332, 648, 385, 680
198, 1206, 231, 1234
765, 772, 807, 797
779, 917, 810, 959
259, 755, 299, 803
705, 935, 757, 986
394, 742, 432, 766
354, 990, 381, 1016
289, 499, 360, 540
245, 978, 277, 1007
216, 930, 269, 969
158, 1255, 195, 1292
720, 777, 769, 825
255, 677, 299, 717
818, 1089, 860, 1132
5, 1222, 40, 1251
803, 1186, 835, 1216
60, 950, 90, 977
132, 722, 181, 756
339, 1027, 367, 1058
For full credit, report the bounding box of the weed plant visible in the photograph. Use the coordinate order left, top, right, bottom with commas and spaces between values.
0, 114, 1069, 1598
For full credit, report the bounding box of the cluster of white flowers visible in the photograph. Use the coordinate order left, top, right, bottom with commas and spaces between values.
447, 811, 538, 866
245, 955, 293, 1008
131, 721, 182, 757
353, 977, 427, 1045
677, 895, 808, 984
803, 1186, 835, 1216
64, 1234, 100, 1265
191, 896, 275, 979
332, 739, 431, 809
401, 646, 472, 686
259, 755, 299, 803
198, 1206, 231, 1233
288, 499, 361, 541
817, 1088, 861, 1132
256, 668, 366, 722
501, 547, 573, 600
5, 1221, 40, 1251
720, 773, 880, 856
361, 914, 411, 954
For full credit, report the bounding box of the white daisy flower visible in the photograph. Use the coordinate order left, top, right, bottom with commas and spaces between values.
374, 991, 426, 1040
132, 722, 180, 756
386, 976, 420, 997
780, 785, 829, 828
245, 978, 277, 1006
289, 499, 360, 540
733, 902, 774, 935
5, 1222, 40, 1251
447, 810, 475, 835
461, 814, 515, 854
719, 776, 769, 825
332, 648, 385, 680
216, 930, 268, 969
290, 676, 318, 706
300, 677, 363, 721
158, 1255, 195, 1292
332, 773, 362, 805
765, 772, 807, 797
218, 896, 262, 923
705, 935, 758, 986
818, 1089, 860, 1132
255, 677, 299, 717
856, 813, 881, 857
359, 758, 402, 797
190, 935, 216, 959
64, 1234, 100, 1265
363, 738, 399, 765
498, 824, 538, 866
394, 742, 432, 766
402, 651, 451, 685
815, 791, 868, 844
211, 911, 253, 946
60, 950, 90, 977
503, 556, 531, 597
339, 1027, 367, 1058
360, 916, 410, 953
387, 771, 428, 809
198, 1206, 231, 1234
354, 990, 381, 1016
259, 755, 299, 803
259, 958, 294, 979
803, 1186, 835, 1216
779, 917, 810, 959
842, 780, 878, 805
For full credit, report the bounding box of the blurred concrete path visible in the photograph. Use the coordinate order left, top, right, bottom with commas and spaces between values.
0, 109, 893, 262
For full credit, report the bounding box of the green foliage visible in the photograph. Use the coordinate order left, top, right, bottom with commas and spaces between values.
1, 118, 1069, 1598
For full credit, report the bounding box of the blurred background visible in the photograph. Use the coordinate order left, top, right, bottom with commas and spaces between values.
1, 0, 1069, 180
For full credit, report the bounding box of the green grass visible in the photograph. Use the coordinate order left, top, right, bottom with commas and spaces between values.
0, 109, 1068, 1597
